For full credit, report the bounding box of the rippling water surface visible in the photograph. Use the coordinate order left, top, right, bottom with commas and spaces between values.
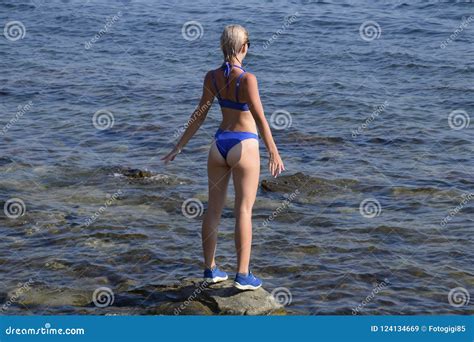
0, 0, 473, 315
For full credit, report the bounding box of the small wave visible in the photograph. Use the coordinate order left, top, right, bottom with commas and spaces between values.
386, 62, 432, 69
0, 157, 15, 166
394, 2, 410, 8
1, 3, 35, 10
367, 137, 425, 145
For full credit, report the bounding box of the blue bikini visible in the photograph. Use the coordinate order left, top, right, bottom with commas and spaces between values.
212, 62, 259, 159
214, 128, 258, 159
211, 62, 250, 112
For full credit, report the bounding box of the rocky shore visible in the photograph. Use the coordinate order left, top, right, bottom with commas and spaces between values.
3, 278, 286, 315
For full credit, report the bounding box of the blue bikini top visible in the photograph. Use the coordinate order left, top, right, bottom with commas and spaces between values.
211, 62, 249, 111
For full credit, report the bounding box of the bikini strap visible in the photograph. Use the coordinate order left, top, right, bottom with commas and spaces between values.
221, 62, 245, 74
222, 62, 233, 93
222, 62, 232, 77
235, 71, 246, 103
211, 70, 221, 100
232, 64, 245, 72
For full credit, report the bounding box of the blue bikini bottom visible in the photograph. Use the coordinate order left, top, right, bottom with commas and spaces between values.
214, 128, 259, 159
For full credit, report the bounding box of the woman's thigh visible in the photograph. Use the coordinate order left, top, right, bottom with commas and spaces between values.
227, 139, 260, 209
207, 142, 232, 213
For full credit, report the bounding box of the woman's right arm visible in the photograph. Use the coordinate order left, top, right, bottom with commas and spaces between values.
245, 73, 285, 177
162, 71, 215, 164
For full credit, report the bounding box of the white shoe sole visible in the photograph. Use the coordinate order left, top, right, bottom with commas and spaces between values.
234, 281, 262, 290
204, 275, 228, 283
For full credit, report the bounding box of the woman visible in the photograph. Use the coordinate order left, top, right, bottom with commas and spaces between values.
162, 25, 284, 290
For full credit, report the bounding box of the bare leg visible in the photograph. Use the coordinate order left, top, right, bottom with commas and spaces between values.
226, 139, 260, 274
201, 142, 231, 269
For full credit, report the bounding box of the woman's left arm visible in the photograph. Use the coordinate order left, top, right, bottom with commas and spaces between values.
162, 72, 215, 164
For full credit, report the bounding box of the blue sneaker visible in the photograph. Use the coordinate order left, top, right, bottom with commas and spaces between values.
234, 271, 262, 290
203, 266, 228, 283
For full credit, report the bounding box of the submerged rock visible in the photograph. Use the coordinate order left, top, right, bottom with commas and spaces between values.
119, 168, 154, 179
261, 172, 359, 197
391, 186, 462, 198
283, 131, 344, 145
110, 166, 188, 185
8, 284, 91, 307
4, 278, 285, 315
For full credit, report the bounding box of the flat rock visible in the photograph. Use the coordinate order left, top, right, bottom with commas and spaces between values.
147, 301, 214, 315
204, 282, 284, 315
136, 278, 285, 315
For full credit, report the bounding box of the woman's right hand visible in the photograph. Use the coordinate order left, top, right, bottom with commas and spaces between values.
268, 151, 285, 178
161, 146, 181, 164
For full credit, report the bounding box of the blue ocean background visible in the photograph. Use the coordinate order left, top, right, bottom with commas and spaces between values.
0, 0, 473, 314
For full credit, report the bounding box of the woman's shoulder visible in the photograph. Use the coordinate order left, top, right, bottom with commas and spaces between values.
242, 71, 257, 85
243, 70, 256, 78
206, 65, 225, 74
203, 69, 216, 83
204, 67, 222, 79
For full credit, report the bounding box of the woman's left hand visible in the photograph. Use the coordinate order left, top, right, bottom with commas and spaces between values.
268, 151, 285, 177
162, 147, 181, 164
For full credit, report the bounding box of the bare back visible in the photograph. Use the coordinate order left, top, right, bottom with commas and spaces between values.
210, 65, 258, 134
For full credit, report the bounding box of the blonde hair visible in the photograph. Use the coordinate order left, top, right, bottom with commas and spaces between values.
220, 25, 248, 63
